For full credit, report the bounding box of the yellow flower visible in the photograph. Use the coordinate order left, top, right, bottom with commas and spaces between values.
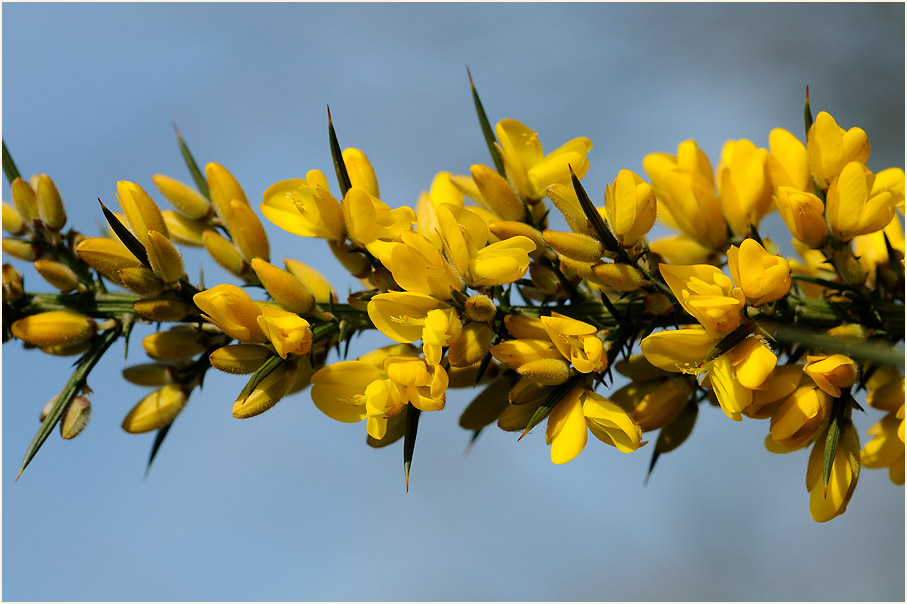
861, 413, 905, 485
206, 162, 249, 220
825, 161, 896, 242
803, 354, 857, 398
385, 231, 462, 300
639, 328, 718, 374
541, 312, 607, 373
421, 307, 462, 365
610, 377, 693, 432
767, 127, 810, 192
260, 170, 345, 240
142, 326, 209, 360
643, 140, 727, 250
545, 385, 643, 464
193, 284, 266, 343
872, 167, 905, 209
122, 384, 189, 433
342, 148, 380, 198
367, 291, 451, 344
806, 420, 860, 522
853, 213, 905, 283
865, 366, 905, 413
706, 335, 777, 420
716, 139, 773, 236
604, 169, 656, 247
116, 181, 169, 244
768, 382, 833, 451
467, 236, 536, 287
726, 238, 791, 306
495, 118, 592, 200
151, 174, 212, 220
774, 186, 829, 249
660, 264, 744, 336
310, 360, 386, 425
341, 186, 414, 254
384, 355, 448, 412
256, 305, 312, 359
806, 111, 870, 190
224, 199, 270, 262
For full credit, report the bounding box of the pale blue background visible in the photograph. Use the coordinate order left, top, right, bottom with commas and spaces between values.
2, 3, 904, 601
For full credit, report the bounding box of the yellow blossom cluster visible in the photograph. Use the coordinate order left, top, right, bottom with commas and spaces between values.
2, 86, 903, 523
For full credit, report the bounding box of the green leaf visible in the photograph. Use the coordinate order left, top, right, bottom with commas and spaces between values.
174, 125, 210, 200
144, 423, 172, 478
17, 326, 121, 480
328, 106, 352, 198
99, 199, 151, 268
2, 139, 22, 185
403, 404, 421, 492
467, 67, 506, 177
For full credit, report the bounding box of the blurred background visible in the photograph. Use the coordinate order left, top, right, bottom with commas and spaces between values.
2, 3, 904, 601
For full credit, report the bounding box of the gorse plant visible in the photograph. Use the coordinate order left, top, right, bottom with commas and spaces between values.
3, 80, 903, 523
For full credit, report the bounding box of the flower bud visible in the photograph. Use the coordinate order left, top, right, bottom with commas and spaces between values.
830, 250, 867, 287
2, 238, 39, 261
39, 395, 58, 423
123, 363, 176, 386
132, 297, 193, 322
284, 258, 335, 304
329, 239, 371, 278
464, 294, 496, 323
116, 181, 169, 243
497, 395, 544, 432
11, 177, 38, 224
202, 229, 245, 278
209, 344, 273, 374
122, 384, 189, 433
591, 262, 647, 292
39, 339, 93, 357
225, 200, 269, 262
118, 266, 165, 297
60, 395, 91, 439
488, 221, 546, 259
459, 374, 515, 431
233, 361, 298, 419
826, 323, 873, 342
643, 292, 673, 316
75, 237, 144, 284
547, 182, 596, 236
448, 322, 493, 367
470, 164, 525, 221
33, 259, 80, 293
11, 311, 96, 347
162, 211, 206, 247
509, 378, 553, 406
2, 202, 27, 236
145, 230, 185, 285
543, 229, 604, 263
614, 354, 667, 382
3, 263, 24, 303
142, 327, 209, 361
527, 262, 564, 297
655, 402, 698, 454
342, 148, 380, 198
517, 357, 572, 385
151, 174, 212, 219
251, 258, 316, 316
35, 174, 66, 231
611, 377, 693, 432
206, 162, 249, 220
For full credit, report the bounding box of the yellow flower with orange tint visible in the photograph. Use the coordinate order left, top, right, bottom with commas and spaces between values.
803, 354, 857, 398
384, 355, 448, 412
727, 238, 791, 306
366, 291, 451, 344
774, 187, 829, 249
495, 118, 592, 200
767, 127, 810, 192
541, 312, 607, 373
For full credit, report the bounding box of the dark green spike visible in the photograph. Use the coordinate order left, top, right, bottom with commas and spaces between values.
804, 85, 814, 140
467, 66, 506, 177
403, 404, 421, 492
2, 139, 22, 184
174, 124, 210, 200
328, 106, 352, 198
144, 423, 173, 479
99, 200, 151, 268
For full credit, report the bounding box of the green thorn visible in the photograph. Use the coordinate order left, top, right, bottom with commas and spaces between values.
468, 66, 506, 177
174, 124, 210, 200
328, 106, 352, 198
2, 139, 22, 185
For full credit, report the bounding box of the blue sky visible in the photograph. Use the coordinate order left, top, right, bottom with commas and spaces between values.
2, 3, 904, 601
